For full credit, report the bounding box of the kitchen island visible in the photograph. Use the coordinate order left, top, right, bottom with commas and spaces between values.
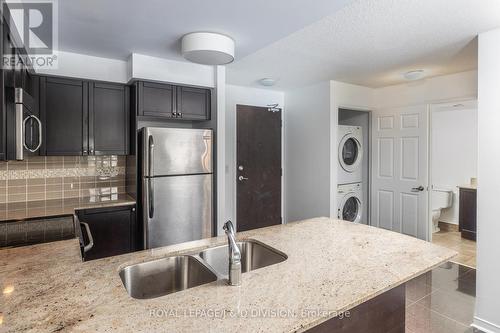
0, 217, 455, 332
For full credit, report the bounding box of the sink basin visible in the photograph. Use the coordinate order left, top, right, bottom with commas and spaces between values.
198, 240, 287, 277
119, 255, 217, 299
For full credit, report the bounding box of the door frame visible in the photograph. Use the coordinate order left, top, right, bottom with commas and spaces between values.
234, 104, 285, 228
427, 97, 478, 242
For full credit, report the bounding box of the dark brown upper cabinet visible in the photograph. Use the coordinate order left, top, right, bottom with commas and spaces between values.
139, 81, 176, 118
89, 82, 129, 155
136, 81, 211, 121
177, 86, 211, 120
40, 77, 89, 156
40, 77, 129, 156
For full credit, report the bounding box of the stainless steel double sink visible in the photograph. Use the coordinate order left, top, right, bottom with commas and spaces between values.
119, 240, 287, 299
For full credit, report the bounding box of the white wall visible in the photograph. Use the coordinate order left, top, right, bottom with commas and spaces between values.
128, 53, 215, 87
431, 105, 478, 224
285, 81, 332, 222
36, 51, 129, 83
225, 85, 285, 224
375, 70, 478, 108
473, 28, 500, 333
36, 51, 216, 88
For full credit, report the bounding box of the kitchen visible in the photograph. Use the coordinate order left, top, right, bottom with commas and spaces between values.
1, 1, 500, 332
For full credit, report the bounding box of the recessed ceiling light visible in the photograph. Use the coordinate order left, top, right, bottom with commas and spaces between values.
181, 32, 235, 65
259, 78, 276, 86
403, 70, 425, 81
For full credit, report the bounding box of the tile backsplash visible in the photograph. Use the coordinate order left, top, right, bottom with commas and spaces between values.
0, 156, 126, 204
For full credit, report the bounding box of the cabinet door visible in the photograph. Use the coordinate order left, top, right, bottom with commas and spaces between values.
89, 82, 129, 155
176, 86, 210, 120
78, 205, 136, 261
459, 189, 477, 241
139, 82, 175, 118
40, 77, 88, 155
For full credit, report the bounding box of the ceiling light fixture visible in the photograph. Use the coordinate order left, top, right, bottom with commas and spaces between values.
403, 70, 425, 81
181, 32, 235, 65
259, 78, 276, 87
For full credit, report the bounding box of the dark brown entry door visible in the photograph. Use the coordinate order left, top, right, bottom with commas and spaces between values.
237, 104, 282, 231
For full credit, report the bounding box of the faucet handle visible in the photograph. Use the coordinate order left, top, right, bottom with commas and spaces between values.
223, 220, 235, 234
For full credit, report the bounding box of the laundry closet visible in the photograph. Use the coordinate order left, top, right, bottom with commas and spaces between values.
337, 109, 370, 225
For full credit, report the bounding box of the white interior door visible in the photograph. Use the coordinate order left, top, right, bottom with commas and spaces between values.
371, 105, 429, 240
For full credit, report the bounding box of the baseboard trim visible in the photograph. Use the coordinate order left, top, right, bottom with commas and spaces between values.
438, 221, 459, 232
472, 316, 500, 333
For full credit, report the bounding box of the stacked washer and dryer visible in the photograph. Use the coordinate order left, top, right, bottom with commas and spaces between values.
337, 125, 364, 223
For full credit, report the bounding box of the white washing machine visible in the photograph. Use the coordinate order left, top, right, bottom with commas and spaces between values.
337, 183, 363, 223
338, 125, 363, 184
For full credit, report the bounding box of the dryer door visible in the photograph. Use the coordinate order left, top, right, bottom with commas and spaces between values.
339, 194, 362, 223
339, 134, 363, 173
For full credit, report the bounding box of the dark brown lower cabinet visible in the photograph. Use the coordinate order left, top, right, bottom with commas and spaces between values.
305, 284, 405, 333
459, 187, 477, 241
77, 205, 137, 261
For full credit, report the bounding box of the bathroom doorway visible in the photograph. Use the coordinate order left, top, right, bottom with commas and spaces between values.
428, 100, 477, 268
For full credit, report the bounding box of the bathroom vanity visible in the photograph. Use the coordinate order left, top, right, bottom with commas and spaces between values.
459, 186, 477, 241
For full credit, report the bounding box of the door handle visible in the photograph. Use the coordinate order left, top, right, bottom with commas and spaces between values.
411, 186, 425, 192
238, 176, 249, 182
148, 178, 154, 218
148, 135, 154, 177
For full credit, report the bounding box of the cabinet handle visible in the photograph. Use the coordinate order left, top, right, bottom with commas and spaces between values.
80, 221, 94, 253
178, 112, 182, 118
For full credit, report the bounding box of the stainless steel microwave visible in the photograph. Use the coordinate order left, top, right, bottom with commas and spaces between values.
8, 87, 42, 160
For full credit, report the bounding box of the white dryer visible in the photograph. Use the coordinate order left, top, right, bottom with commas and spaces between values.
337, 183, 363, 223
338, 125, 363, 184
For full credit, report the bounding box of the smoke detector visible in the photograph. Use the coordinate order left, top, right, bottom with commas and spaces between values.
181, 32, 235, 65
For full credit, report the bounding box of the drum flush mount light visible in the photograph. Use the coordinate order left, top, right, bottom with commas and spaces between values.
181, 32, 235, 65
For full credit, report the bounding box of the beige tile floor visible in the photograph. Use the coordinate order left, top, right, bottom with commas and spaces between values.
406, 262, 480, 333
431, 230, 476, 268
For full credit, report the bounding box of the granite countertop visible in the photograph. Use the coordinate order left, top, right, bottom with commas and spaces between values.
458, 184, 477, 190
0, 194, 136, 222
0, 217, 456, 333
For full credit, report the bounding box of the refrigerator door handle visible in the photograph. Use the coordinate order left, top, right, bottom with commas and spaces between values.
148, 178, 154, 218
148, 135, 154, 177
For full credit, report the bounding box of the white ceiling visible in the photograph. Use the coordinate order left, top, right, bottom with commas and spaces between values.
227, 0, 500, 89
57, 0, 351, 61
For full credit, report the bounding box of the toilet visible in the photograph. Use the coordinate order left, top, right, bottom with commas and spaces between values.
431, 189, 453, 233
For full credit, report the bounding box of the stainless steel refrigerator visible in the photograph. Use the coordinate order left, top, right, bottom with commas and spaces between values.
142, 127, 213, 249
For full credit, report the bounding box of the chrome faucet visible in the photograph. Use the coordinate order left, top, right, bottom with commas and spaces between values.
223, 220, 241, 286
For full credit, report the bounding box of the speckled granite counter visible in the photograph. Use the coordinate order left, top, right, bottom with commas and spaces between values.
0, 194, 136, 222
0, 218, 456, 333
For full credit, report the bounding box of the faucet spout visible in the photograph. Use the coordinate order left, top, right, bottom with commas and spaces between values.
223, 220, 242, 286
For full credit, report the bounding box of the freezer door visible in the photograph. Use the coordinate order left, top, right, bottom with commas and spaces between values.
143, 127, 212, 177
143, 174, 212, 249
